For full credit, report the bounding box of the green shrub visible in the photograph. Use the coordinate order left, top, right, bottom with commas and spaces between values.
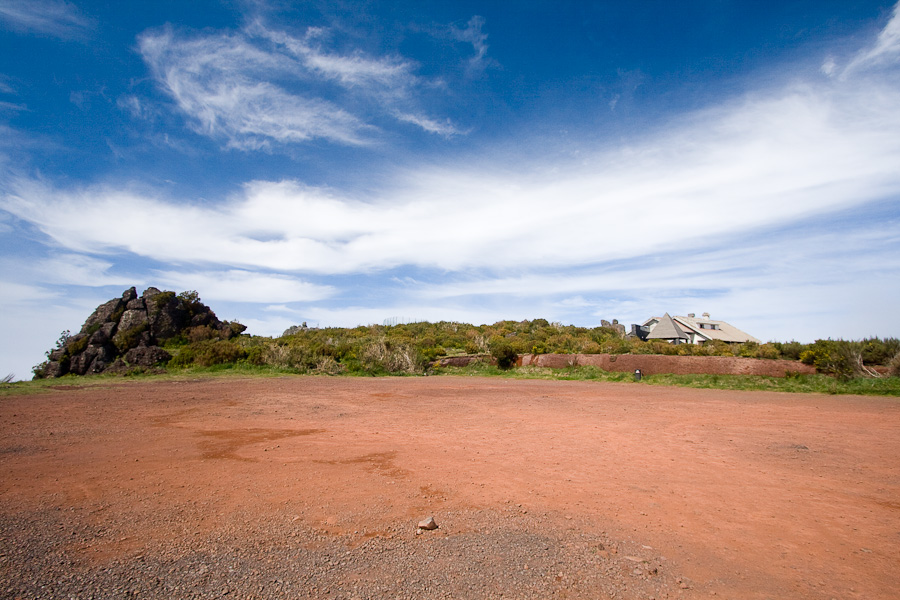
169, 340, 246, 368
420, 345, 447, 362
113, 323, 148, 352
801, 340, 860, 380
773, 341, 802, 361
889, 352, 900, 377
186, 325, 219, 343
244, 345, 266, 366
31, 361, 49, 379
739, 342, 760, 358
359, 339, 418, 374
861, 338, 900, 366
66, 335, 90, 356
489, 337, 518, 370
757, 343, 781, 360
177, 290, 200, 306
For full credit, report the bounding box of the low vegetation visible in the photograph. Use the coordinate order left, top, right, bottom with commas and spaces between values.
19, 290, 900, 396
170, 319, 899, 378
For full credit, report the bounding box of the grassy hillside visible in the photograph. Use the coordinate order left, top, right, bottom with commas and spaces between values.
158, 319, 899, 380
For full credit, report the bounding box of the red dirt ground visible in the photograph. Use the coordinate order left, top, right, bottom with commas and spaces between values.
1, 376, 898, 599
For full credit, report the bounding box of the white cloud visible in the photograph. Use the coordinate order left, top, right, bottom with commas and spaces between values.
0, 282, 104, 381
394, 112, 465, 137
0, 100, 26, 112
296, 304, 506, 330
449, 15, 492, 72
0, 281, 59, 304
845, 1, 900, 72
152, 269, 335, 303
29, 254, 134, 286
5, 66, 900, 276
262, 304, 297, 313
137, 22, 457, 148
0, 0, 91, 39
138, 27, 370, 149
237, 314, 299, 338
413, 221, 900, 300
249, 21, 414, 89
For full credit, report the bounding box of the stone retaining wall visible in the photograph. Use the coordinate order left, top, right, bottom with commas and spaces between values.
518, 353, 815, 377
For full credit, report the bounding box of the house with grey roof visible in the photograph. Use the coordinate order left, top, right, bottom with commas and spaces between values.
643, 313, 690, 344
633, 312, 759, 345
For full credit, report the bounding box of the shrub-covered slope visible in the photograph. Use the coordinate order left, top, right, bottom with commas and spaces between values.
34, 288, 900, 379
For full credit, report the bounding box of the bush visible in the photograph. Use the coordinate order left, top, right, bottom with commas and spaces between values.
169, 340, 246, 368
757, 343, 781, 360
244, 345, 266, 366
187, 325, 219, 343
861, 338, 900, 366
31, 362, 49, 379
800, 340, 875, 380
359, 339, 418, 374
113, 323, 148, 352
889, 352, 900, 377
66, 334, 90, 356
739, 342, 760, 358
151, 291, 176, 313
489, 337, 518, 370
420, 345, 447, 362
774, 341, 805, 361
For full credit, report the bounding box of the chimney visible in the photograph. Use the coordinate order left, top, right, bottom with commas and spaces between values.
688, 313, 695, 318
702, 312, 710, 319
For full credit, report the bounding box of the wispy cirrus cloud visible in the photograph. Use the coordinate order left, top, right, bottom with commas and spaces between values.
0, 76, 15, 94
5, 62, 900, 275
449, 15, 493, 73
249, 22, 414, 89
137, 21, 459, 149
0, 0, 92, 39
152, 269, 334, 303
393, 112, 465, 137
844, 1, 900, 73
30, 254, 134, 287
138, 27, 370, 149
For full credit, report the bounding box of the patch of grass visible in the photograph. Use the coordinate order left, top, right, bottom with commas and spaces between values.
7, 362, 899, 397
432, 364, 900, 395
1, 364, 314, 397
642, 372, 900, 396
164, 363, 302, 377
0, 373, 128, 397
431, 363, 635, 383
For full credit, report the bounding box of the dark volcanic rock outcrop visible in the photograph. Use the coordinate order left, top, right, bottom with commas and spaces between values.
35, 287, 246, 378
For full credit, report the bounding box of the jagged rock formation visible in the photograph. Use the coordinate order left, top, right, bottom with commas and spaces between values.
281, 322, 310, 337
35, 287, 245, 378
600, 319, 627, 337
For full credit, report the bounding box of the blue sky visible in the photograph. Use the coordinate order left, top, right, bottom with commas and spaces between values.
2, 1, 900, 380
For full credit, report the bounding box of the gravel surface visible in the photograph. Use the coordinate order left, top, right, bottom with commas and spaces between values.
1, 505, 682, 599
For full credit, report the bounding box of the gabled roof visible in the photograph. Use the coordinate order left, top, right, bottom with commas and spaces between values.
645, 313, 689, 341
673, 315, 760, 344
